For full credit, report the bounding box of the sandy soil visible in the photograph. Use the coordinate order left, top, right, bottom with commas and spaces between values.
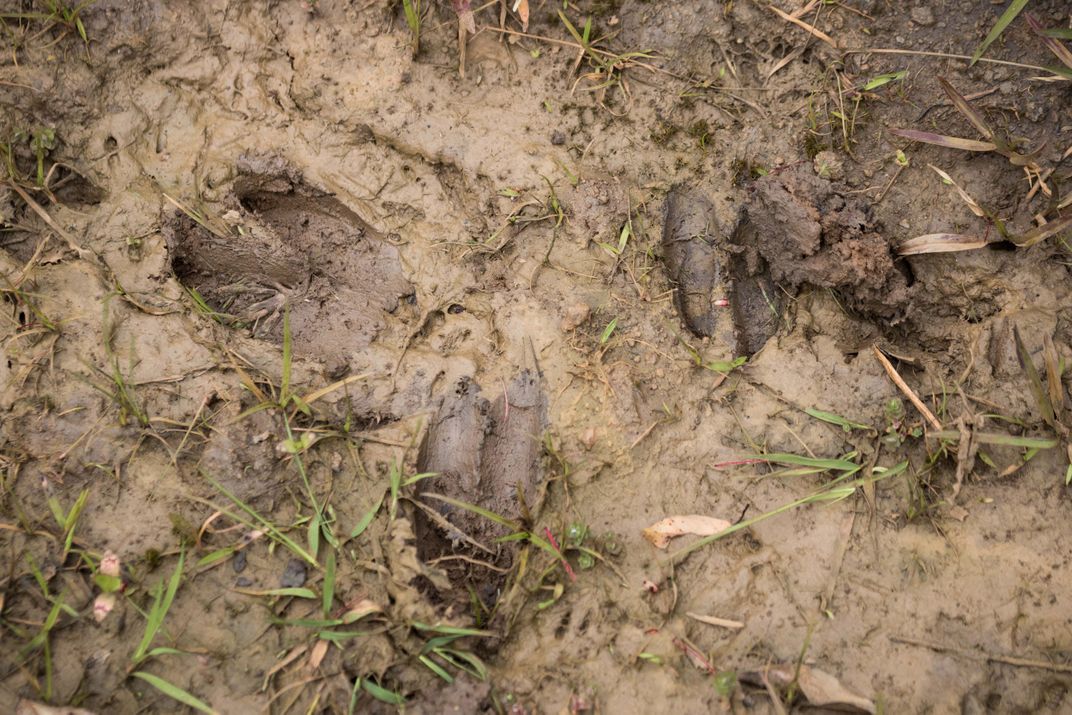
2, 0, 1072, 712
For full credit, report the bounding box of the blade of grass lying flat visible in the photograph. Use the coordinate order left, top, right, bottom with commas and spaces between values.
670, 485, 854, 563
897, 233, 988, 255
421, 493, 520, 530
805, 408, 873, 432
133, 550, 185, 664
1044, 29, 1072, 40
419, 654, 454, 683
1014, 326, 1056, 427
928, 430, 1058, 449
928, 164, 987, 217
671, 463, 907, 563
938, 77, 993, 139
889, 128, 996, 152
746, 453, 859, 472
436, 647, 489, 680
234, 587, 317, 599
350, 492, 384, 539
201, 473, 318, 566
412, 622, 495, 638
362, 679, 405, 705
862, 70, 906, 91
971, 0, 1029, 65
1027, 14, 1072, 70
131, 672, 217, 715
322, 549, 336, 617
1011, 214, 1072, 248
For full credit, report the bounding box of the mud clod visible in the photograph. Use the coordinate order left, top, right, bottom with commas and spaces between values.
739, 166, 910, 323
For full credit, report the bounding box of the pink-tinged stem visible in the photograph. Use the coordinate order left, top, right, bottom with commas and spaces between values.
544, 527, 577, 582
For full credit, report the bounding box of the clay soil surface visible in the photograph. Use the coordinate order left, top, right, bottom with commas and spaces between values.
3, 1, 1072, 713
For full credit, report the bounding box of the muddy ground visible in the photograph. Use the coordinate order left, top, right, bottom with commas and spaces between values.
2, 0, 1072, 712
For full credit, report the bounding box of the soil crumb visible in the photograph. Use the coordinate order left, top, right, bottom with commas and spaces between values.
739, 166, 912, 323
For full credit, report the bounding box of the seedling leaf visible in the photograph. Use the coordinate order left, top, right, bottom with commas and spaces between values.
971, 0, 1030, 65
131, 671, 216, 715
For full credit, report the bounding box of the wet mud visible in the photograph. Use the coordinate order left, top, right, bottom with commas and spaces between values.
167, 154, 414, 367
415, 369, 547, 606
3, 0, 1072, 712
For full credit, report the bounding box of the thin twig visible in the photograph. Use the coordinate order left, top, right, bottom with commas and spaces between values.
872, 346, 942, 430
768, 4, 836, 48
890, 635, 1072, 674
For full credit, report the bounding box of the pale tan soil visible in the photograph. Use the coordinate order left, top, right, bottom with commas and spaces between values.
2, 1, 1072, 713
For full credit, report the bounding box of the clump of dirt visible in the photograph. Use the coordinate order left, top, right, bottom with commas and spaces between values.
415, 370, 547, 608
737, 165, 912, 323
166, 154, 415, 368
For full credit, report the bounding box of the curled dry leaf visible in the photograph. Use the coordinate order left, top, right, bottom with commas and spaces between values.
451, 0, 476, 35
342, 598, 382, 623
897, 233, 987, 255
307, 638, 329, 671
928, 164, 986, 217
757, 664, 876, 714
642, 515, 731, 549
512, 0, 529, 32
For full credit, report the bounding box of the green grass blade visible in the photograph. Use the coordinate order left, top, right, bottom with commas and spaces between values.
420, 493, 520, 530
133, 550, 185, 663
670, 485, 855, 562
350, 492, 384, 539
745, 453, 859, 472
348, 677, 362, 715
971, 0, 1030, 65
401, 471, 439, 487
436, 647, 489, 680
805, 408, 873, 432
928, 430, 1058, 449
600, 318, 618, 344
280, 307, 292, 405
1014, 326, 1055, 427
202, 473, 318, 566
362, 678, 405, 705
196, 547, 236, 568
234, 587, 317, 599
131, 671, 216, 714
412, 622, 495, 638
322, 549, 336, 617
419, 654, 454, 683
307, 512, 320, 561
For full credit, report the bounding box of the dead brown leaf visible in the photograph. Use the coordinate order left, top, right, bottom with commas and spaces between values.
513, 0, 529, 31
642, 515, 731, 549
764, 665, 876, 714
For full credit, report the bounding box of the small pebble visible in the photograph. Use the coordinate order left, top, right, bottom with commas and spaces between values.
280, 558, 307, 588
551, 130, 566, 145
560, 302, 591, 332
910, 7, 935, 26
235, 576, 253, 588
232, 550, 247, 573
